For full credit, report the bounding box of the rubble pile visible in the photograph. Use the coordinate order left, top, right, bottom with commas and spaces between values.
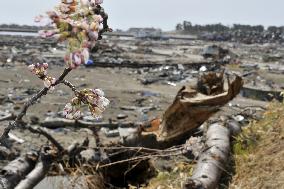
0, 24, 284, 188
199, 30, 284, 44
175, 21, 284, 44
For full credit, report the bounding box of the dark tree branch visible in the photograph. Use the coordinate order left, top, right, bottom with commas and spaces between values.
0, 68, 72, 146
62, 79, 79, 94
25, 126, 65, 153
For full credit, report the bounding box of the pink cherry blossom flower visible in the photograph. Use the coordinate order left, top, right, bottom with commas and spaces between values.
63, 103, 73, 116
89, 105, 103, 119
88, 30, 99, 41
28, 64, 36, 73
38, 30, 56, 38
72, 110, 82, 119
63, 103, 82, 120
88, 89, 110, 116
94, 15, 103, 23
82, 48, 90, 64
96, 97, 110, 109
43, 77, 56, 90
92, 89, 104, 97
80, 0, 89, 6
42, 63, 49, 69
95, 0, 103, 5
28, 63, 49, 77
59, 3, 71, 13
34, 15, 45, 23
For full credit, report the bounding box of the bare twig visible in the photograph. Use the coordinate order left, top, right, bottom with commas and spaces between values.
25, 126, 65, 153
97, 151, 183, 169
0, 68, 72, 146
95, 146, 184, 153
62, 80, 79, 94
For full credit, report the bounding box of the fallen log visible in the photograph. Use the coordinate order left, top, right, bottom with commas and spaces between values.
183, 121, 242, 189
40, 117, 134, 129
241, 86, 283, 102
15, 150, 53, 189
0, 152, 38, 189
15, 163, 49, 189
0, 112, 14, 122
0, 137, 103, 189
40, 117, 75, 128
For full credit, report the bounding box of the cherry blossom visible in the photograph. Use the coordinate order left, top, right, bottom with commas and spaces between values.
34, 0, 110, 120
63, 88, 109, 120
38, 0, 109, 70
28, 63, 56, 89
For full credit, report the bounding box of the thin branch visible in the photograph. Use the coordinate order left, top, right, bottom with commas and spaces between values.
62, 80, 79, 94
95, 146, 184, 153
0, 68, 72, 146
97, 151, 183, 169
25, 126, 65, 153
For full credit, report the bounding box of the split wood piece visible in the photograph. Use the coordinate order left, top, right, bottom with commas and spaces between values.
158, 75, 243, 142
123, 75, 243, 148
183, 121, 242, 189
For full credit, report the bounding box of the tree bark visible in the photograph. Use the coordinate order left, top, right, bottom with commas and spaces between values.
15, 160, 52, 189
0, 153, 38, 189
183, 121, 241, 189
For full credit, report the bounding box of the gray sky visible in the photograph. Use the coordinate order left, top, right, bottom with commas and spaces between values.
0, 0, 283, 31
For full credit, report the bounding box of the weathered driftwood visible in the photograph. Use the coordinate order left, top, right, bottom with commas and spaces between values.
0, 139, 91, 189
41, 117, 134, 129
123, 75, 243, 148
241, 86, 283, 102
15, 159, 52, 189
183, 121, 242, 189
0, 152, 38, 189
0, 113, 14, 122
158, 75, 242, 142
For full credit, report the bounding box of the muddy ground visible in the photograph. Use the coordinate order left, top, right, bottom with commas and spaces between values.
0, 33, 283, 188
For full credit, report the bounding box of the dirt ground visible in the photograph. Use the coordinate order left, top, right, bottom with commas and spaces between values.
0, 33, 283, 188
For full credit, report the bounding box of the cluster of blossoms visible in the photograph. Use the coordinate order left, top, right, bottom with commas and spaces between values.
63, 88, 110, 119
28, 63, 56, 89
37, 0, 110, 69
31, 0, 110, 120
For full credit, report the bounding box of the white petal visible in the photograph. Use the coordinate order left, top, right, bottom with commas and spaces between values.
93, 89, 104, 96
73, 111, 82, 120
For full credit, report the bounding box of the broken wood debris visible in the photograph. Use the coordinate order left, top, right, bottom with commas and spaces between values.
40, 117, 135, 129
183, 120, 242, 189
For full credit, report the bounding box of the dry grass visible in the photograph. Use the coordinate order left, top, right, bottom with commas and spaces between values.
141, 161, 194, 189
229, 102, 284, 189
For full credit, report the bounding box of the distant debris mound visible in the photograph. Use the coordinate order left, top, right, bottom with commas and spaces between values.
128, 27, 163, 40
175, 21, 284, 44
201, 45, 230, 60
